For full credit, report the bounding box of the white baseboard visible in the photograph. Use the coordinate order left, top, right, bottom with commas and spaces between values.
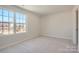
41, 33, 72, 40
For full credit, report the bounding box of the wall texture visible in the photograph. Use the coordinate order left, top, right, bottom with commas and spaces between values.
40, 11, 73, 40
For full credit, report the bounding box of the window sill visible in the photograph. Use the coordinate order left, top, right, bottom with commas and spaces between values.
0, 31, 27, 37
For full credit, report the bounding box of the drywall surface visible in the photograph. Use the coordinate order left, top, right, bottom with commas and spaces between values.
40, 11, 73, 40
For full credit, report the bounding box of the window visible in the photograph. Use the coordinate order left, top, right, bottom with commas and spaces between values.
0, 8, 26, 35
0, 8, 14, 35
15, 12, 26, 33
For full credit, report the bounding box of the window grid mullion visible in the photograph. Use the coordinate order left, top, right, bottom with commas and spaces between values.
0, 10, 2, 33
2, 8, 3, 34
8, 10, 9, 34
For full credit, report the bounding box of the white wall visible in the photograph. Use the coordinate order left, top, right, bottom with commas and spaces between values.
0, 7, 40, 49
40, 11, 73, 40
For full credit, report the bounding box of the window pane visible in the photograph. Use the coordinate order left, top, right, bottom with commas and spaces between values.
19, 19, 22, 23
24, 24, 26, 32
0, 16, 2, 33
3, 9, 8, 16
20, 14, 23, 19
23, 15, 26, 23
16, 24, 20, 33
9, 17, 13, 22
3, 22, 8, 27
3, 23, 8, 35
16, 24, 24, 33
20, 24, 23, 32
16, 18, 19, 23
21, 24, 24, 32
15, 12, 26, 33
23, 19, 26, 23
19, 26, 21, 31
0, 8, 15, 35
16, 13, 20, 19
9, 11, 14, 17
23, 15, 26, 19
0, 23, 2, 27
3, 16, 8, 22
20, 24, 26, 32
0, 9, 2, 16
0, 23, 2, 33
0, 16, 2, 22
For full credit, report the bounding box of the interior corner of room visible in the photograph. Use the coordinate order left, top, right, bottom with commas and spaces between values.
0, 5, 78, 53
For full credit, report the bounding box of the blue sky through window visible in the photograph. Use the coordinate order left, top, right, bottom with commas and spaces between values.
9, 17, 13, 22
0, 9, 2, 15
0, 8, 14, 22
0, 8, 26, 23
0, 7, 27, 34
9, 11, 14, 17
16, 18, 19, 23
16, 12, 26, 23
0, 16, 2, 22
3, 9, 8, 16
3, 16, 8, 22
16, 12, 20, 19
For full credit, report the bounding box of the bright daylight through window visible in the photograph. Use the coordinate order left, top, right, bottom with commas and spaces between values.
0, 8, 26, 35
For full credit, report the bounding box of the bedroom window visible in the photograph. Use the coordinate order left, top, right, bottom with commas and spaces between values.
15, 12, 26, 33
0, 8, 14, 35
0, 8, 26, 35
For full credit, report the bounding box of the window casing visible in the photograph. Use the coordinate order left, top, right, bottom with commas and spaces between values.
0, 7, 27, 35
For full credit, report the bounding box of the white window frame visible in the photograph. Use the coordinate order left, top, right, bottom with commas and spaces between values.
0, 6, 27, 35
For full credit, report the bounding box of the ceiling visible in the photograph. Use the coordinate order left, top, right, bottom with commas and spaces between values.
18, 5, 74, 15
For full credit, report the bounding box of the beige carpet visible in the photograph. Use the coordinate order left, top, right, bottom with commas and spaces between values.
0, 36, 76, 53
